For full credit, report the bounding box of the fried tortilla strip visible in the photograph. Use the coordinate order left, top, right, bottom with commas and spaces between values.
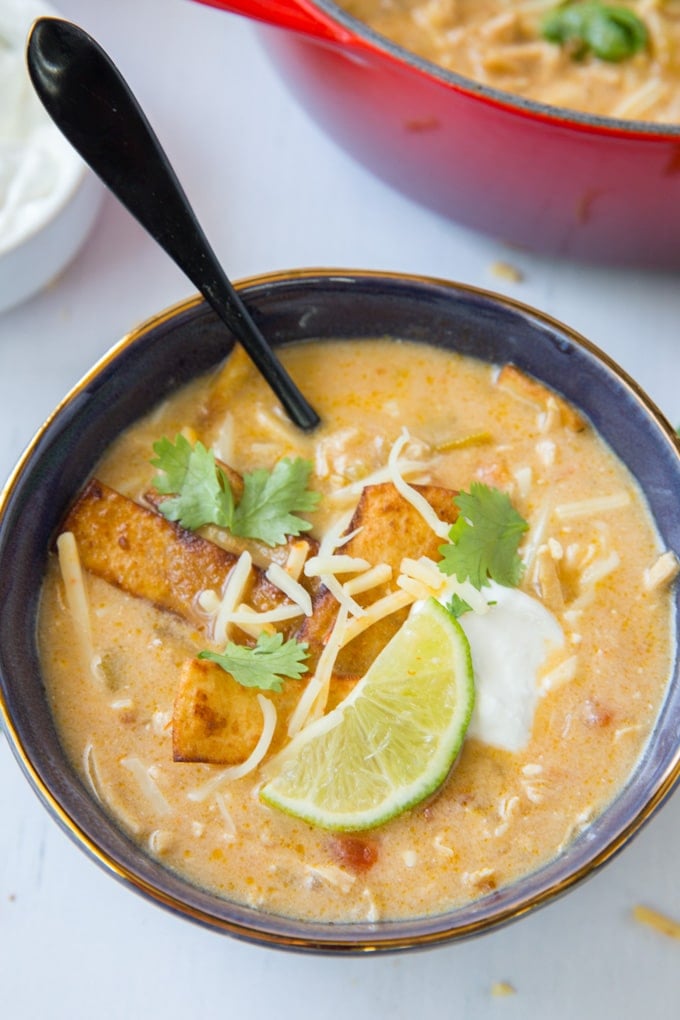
62, 479, 296, 627
496, 364, 585, 432
173, 658, 287, 764
144, 485, 319, 571
173, 656, 357, 764
296, 482, 459, 677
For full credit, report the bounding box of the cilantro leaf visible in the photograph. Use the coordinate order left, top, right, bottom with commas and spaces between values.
232, 458, 321, 547
150, 435, 320, 545
541, 2, 648, 63
198, 632, 309, 692
446, 593, 474, 619
438, 483, 529, 590
151, 435, 234, 530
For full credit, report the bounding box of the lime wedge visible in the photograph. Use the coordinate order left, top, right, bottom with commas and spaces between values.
260, 598, 474, 832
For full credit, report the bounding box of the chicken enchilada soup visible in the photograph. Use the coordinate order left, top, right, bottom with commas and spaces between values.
38, 338, 677, 923
337, 1, 680, 124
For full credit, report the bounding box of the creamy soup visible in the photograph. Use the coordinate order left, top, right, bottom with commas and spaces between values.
338, 0, 680, 124
38, 339, 677, 923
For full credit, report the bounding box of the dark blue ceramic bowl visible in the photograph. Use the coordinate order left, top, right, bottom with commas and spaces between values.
1, 269, 679, 953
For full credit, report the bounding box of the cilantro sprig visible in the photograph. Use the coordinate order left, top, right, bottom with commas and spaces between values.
150, 434, 320, 546
198, 632, 309, 692
438, 483, 529, 590
446, 593, 474, 619
541, 2, 648, 62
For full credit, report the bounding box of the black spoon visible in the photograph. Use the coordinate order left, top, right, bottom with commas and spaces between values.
27, 17, 320, 432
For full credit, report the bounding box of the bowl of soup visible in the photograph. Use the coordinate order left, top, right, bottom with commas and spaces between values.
1, 268, 679, 952
193, 0, 680, 268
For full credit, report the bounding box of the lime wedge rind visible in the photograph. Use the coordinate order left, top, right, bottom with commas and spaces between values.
260, 598, 475, 832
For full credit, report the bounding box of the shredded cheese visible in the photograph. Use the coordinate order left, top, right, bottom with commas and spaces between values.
265, 561, 312, 616
554, 491, 631, 521
210, 411, 234, 464
537, 397, 561, 434
339, 589, 416, 648
540, 653, 579, 694
513, 465, 533, 498
284, 540, 310, 581
321, 574, 365, 617
612, 79, 668, 120
343, 563, 392, 595
230, 617, 276, 639
535, 438, 556, 466
580, 550, 620, 588
148, 829, 174, 854
327, 457, 437, 504
227, 602, 305, 626
521, 500, 552, 575
334, 525, 364, 548
304, 863, 356, 893
197, 589, 221, 614
644, 550, 680, 591
304, 554, 371, 577
311, 514, 369, 617
287, 605, 350, 736
254, 404, 300, 444
462, 867, 495, 888
433, 834, 454, 857
214, 792, 237, 841
212, 551, 253, 644
120, 756, 171, 816
547, 538, 564, 560
187, 695, 278, 801
57, 531, 103, 685
82, 742, 103, 803
362, 889, 380, 923
387, 429, 451, 539
400, 555, 446, 591
396, 574, 433, 601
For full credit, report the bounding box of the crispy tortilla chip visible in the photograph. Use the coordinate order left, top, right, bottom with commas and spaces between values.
173, 658, 282, 764
62, 479, 295, 627
296, 482, 459, 676
173, 657, 357, 764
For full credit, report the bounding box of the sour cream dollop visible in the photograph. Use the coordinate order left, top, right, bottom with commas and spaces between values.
439, 579, 565, 752
0, 0, 83, 255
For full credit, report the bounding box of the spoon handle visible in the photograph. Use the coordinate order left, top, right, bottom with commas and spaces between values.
27, 17, 320, 432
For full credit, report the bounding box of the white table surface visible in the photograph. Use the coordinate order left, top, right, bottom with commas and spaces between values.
1, 0, 679, 1015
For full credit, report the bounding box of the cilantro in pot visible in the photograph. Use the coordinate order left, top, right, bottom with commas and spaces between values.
542, 2, 648, 62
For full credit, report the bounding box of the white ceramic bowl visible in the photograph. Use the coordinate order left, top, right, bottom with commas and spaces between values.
0, 0, 103, 314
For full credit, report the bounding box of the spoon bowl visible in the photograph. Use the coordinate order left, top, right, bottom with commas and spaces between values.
26, 16, 320, 432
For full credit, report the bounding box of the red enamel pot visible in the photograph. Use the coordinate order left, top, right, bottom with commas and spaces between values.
194, 0, 680, 268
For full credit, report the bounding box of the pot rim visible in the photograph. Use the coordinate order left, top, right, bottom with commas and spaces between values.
290, 0, 680, 140
1, 267, 679, 953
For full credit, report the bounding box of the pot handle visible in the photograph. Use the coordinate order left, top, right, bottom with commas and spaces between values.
194, 0, 353, 43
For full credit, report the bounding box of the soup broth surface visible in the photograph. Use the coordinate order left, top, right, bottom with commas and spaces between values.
38, 338, 676, 923
338, 1, 680, 124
